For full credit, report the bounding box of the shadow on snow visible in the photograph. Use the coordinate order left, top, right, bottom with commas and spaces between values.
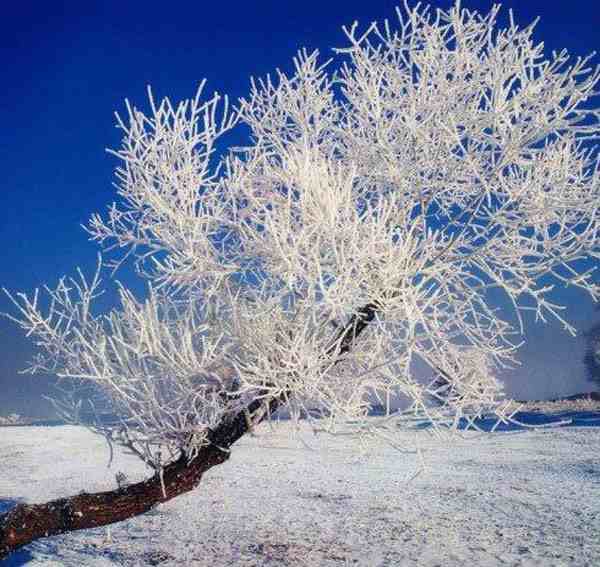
408, 410, 600, 432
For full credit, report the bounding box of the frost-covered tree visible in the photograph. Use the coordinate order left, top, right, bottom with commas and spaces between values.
2, 1, 600, 557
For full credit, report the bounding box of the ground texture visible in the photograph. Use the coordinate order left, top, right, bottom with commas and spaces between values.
1, 404, 600, 566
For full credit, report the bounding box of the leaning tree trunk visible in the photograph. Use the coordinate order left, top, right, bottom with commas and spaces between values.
0, 396, 278, 559
0, 302, 380, 559
0, 442, 228, 558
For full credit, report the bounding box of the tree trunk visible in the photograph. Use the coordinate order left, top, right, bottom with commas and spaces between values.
0, 396, 276, 559
0, 443, 227, 558
0, 300, 378, 560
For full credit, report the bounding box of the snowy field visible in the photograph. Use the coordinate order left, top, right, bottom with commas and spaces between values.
1, 406, 600, 566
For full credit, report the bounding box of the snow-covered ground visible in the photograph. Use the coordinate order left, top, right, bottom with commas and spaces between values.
1, 406, 600, 566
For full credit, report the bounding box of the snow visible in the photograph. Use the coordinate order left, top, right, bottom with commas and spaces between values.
2, 407, 600, 566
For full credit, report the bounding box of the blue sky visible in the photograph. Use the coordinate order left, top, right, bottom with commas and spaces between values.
1, 0, 599, 416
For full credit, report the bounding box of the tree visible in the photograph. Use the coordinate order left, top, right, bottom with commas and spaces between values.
584, 304, 600, 387
2, 1, 599, 558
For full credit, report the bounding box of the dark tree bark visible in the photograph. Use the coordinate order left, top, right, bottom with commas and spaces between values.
0, 396, 279, 559
0, 301, 378, 560
326, 302, 380, 358
0, 443, 227, 558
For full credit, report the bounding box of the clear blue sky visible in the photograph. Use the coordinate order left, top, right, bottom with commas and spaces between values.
1, 0, 599, 416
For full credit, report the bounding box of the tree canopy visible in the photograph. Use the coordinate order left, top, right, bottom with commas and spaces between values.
5, 1, 600, 471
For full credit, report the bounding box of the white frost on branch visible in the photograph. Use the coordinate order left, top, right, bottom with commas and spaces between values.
4, 1, 600, 468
